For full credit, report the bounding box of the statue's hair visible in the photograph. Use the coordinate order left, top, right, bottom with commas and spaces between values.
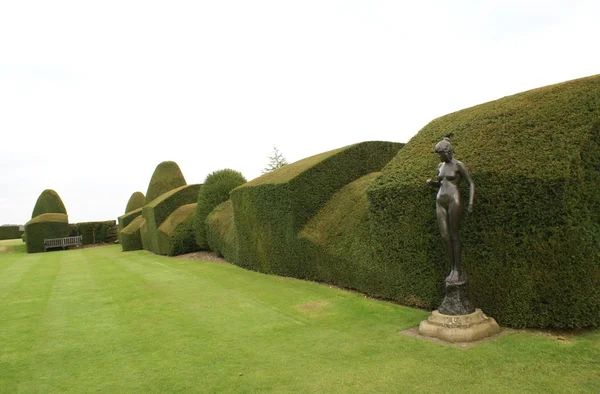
434, 137, 453, 154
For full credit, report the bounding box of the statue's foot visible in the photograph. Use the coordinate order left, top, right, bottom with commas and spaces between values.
445, 270, 462, 284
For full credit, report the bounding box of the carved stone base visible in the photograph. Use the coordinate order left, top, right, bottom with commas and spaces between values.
418, 309, 500, 343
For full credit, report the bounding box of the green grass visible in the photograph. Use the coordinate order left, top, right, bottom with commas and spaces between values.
1, 240, 599, 393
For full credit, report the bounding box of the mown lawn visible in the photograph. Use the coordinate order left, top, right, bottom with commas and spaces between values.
1, 239, 599, 393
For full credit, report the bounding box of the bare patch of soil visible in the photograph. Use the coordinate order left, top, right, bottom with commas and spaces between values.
0, 247, 8, 253
296, 301, 329, 318
175, 251, 227, 263
298, 301, 329, 311
510, 328, 581, 343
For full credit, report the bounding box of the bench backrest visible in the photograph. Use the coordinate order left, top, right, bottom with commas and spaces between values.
44, 235, 83, 247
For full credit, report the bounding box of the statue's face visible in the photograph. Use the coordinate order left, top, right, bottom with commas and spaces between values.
437, 150, 452, 162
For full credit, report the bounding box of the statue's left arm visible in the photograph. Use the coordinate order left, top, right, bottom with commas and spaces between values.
458, 162, 475, 213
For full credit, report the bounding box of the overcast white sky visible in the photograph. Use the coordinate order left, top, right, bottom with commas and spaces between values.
1, 0, 599, 224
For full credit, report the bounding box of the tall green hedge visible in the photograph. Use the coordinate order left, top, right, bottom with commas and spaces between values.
230, 141, 403, 277
31, 189, 67, 218
158, 203, 199, 256
299, 173, 383, 295
121, 216, 145, 251
145, 161, 187, 204
70, 221, 117, 245
0, 225, 23, 240
195, 169, 246, 249
125, 192, 145, 214
24, 213, 70, 253
367, 74, 600, 328
206, 200, 237, 261
142, 184, 202, 254
203, 75, 600, 329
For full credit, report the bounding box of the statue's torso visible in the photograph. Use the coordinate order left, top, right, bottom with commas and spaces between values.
437, 160, 462, 206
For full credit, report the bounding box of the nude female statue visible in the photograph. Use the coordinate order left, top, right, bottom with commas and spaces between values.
427, 137, 475, 285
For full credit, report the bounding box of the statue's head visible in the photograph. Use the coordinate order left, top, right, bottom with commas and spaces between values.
434, 137, 453, 161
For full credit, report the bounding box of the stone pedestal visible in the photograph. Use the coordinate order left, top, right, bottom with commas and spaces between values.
418, 309, 500, 343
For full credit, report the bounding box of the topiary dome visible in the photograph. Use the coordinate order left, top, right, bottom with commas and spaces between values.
145, 161, 187, 204
194, 169, 247, 249
31, 189, 67, 218
125, 191, 146, 214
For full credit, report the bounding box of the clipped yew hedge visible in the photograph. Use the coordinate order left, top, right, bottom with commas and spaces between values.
118, 208, 143, 248
195, 169, 246, 249
24, 213, 70, 253
367, 74, 600, 328
299, 173, 382, 294
121, 216, 145, 251
230, 141, 403, 277
125, 191, 145, 214
142, 184, 202, 254
158, 203, 198, 256
145, 161, 187, 204
118, 208, 142, 232
70, 221, 117, 245
206, 200, 237, 261
0, 225, 23, 240
31, 189, 67, 218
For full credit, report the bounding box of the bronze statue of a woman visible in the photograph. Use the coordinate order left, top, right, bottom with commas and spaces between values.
427, 137, 475, 315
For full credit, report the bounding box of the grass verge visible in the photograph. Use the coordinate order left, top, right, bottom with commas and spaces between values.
0, 242, 599, 393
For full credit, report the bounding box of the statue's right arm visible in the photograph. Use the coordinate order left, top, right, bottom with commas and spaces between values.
426, 179, 441, 187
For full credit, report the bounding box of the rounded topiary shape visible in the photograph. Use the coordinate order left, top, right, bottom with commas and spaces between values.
24, 213, 70, 253
195, 169, 246, 249
158, 203, 198, 256
145, 161, 187, 204
125, 191, 146, 214
142, 184, 202, 254
31, 189, 67, 218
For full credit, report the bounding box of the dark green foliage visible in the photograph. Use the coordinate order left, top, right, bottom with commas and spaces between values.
0, 225, 23, 240
158, 203, 199, 256
142, 184, 202, 254
145, 161, 187, 204
118, 208, 142, 234
70, 221, 117, 245
21, 233, 26, 242
230, 141, 403, 278
299, 173, 384, 296
125, 192, 145, 214
206, 200, 237, 261
367, 74, 600, 328
24, 213, 70, 253
31, 189, 67, 218
170, 216, 197, 256
206, 75, 600, 329
195, 169, 246, 249
120, 216, 145, 251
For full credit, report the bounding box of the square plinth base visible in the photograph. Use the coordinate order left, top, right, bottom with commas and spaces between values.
418, 309, 500, 343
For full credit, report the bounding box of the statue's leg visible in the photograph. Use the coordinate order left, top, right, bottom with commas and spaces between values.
436, 205, 453, 279
447, 201, 463, 283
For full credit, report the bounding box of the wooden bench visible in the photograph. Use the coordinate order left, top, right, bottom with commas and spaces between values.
44, 235, 83, 251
